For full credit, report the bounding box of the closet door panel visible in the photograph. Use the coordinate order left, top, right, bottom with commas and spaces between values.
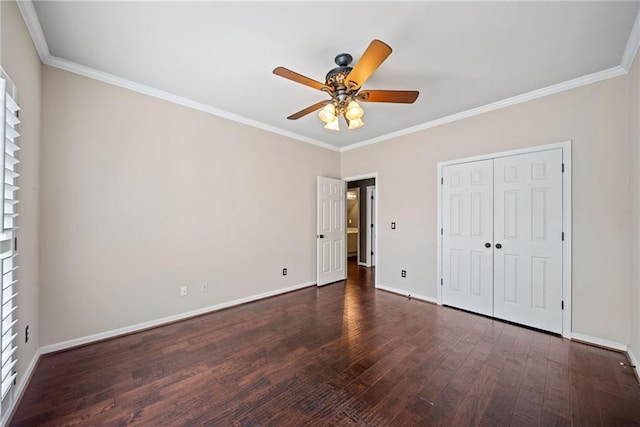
493, 149, 563, 333
442, 160, 494, 316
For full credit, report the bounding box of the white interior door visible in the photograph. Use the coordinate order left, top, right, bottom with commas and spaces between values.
367, 186, 376, 267
493, 149, 563, 333
317, 177, 346, 286
442, 160, 495, 316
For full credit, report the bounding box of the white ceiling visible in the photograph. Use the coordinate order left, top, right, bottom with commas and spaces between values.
26, 1, 640, 150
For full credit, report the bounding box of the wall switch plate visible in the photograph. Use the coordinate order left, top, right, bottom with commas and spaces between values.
401, 270, 406, 278
391, 222, 396, 230
201, 283, 208, 293
283, 268, 287, 276
180, 286, 188, 297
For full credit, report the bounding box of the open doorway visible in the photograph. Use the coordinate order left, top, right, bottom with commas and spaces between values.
345, 176, 377, 282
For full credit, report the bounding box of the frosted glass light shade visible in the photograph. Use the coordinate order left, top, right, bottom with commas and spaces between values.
318, 104, 336, 123
324, 117, 340, 131
348, 118, 364, 129
345, 101, 364, 120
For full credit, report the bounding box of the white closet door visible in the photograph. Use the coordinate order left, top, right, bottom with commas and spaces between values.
442, 160, 494, 316
493, 149, 563, 333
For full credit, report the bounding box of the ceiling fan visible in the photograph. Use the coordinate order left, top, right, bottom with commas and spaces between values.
273, 39, 419, 131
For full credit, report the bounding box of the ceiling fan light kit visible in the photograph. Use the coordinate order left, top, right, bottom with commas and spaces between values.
273, 39, 419, 131
318, 101, 364, 131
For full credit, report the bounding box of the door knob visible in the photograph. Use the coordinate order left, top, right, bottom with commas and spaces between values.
495, 243, 502, 249
485, 243, 491, 248
318, 234, 325, 239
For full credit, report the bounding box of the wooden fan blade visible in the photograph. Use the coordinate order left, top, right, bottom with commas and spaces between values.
357, 90, 419, 104
344, 40, 392, 91
287, 101, 329, 120
273, 67, 327, 91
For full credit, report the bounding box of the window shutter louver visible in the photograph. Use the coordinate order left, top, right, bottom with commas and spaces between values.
0, 73, 19, 400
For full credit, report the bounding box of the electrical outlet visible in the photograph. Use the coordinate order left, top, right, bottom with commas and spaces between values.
180, 285, 188, 297
391, 222, 396, 230
282, 268, 287, 276
401, 270, 406, 278
201, 283, 208, 293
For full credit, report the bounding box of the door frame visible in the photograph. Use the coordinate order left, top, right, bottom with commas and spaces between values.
343, 173, 379, 287
366, 185, 376, 267
346, 187, 360, 261
436, 141, 572, 338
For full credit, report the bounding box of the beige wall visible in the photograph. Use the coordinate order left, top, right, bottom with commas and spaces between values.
342, 75, 631, 345
39, 66, 339, 345
1, 0, 41, 403
630, 52, 640, 360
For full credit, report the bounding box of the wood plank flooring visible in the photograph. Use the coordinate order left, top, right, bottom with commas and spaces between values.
11, 260, 640, 426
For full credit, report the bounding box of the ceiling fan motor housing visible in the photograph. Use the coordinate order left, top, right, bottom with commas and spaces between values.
326, 67, 352, 91
325, 53, 356, 111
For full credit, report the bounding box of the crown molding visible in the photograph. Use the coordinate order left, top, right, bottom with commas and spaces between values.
16, 0, 50, 63
621, 8, 640, 72
340, 65, 627, 152
45, 56, 339, 152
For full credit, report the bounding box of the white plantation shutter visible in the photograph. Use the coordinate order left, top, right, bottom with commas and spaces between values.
0, 71, 19, 400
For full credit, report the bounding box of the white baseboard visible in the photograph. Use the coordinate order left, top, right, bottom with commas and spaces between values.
40, 281, 315, 355
570, 332, 628, 352
357, 262, 370, 267
1, 348, 41, 427
627, 346, 639, 381
376, 284, 438, 304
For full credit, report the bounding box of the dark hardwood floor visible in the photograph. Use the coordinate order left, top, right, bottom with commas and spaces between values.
12, 260, 640, 426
